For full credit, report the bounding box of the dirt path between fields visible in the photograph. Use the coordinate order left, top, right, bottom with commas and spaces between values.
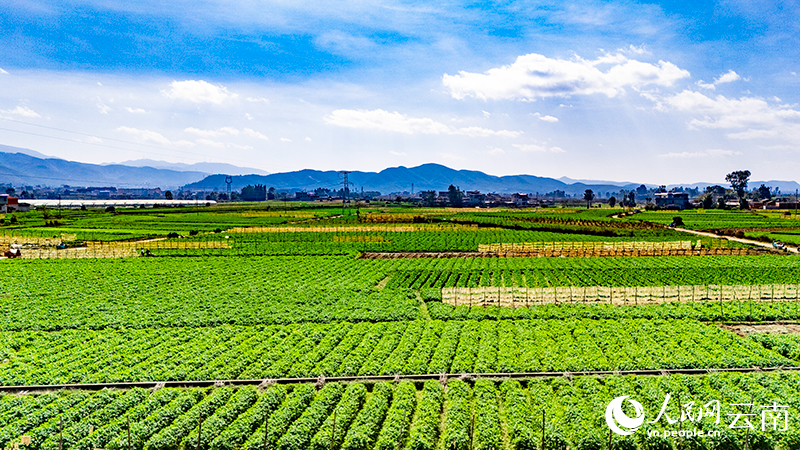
674, 227, 799, 253
721, 323, 800, 337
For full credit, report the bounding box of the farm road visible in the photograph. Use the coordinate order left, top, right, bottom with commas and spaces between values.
674, 227, 800, 254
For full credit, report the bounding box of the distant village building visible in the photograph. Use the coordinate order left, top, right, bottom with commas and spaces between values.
1, 194, 19, 213
654, 192, 690, 210
511, 193, 529, 206
754, 200, 799, 210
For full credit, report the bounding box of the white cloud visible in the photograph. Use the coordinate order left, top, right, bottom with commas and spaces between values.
116, 126, 195, 147
660, 90, 800, 143
389, 151, 407, 156
513, 143, 565, 153
658, 149, 742, 158
0, 68, 8, 74
116, 127, 172, 145
244, 128, 269, 141
325, 109, 450, 134
227, 143, 253, 150
442, 52, 689, 101
533, 113, 559, 123
162, 80, 238, 104
482, 110, 491, 118
619, 44, 650, 55
456, 126, 521, 138
84, 136, 103, 144
185, 127, 240, 138
697, 80, 715, 90
487, 147, 505, 155
195, 138, 227, 149
246, 97, 269, 103
125, 107, 146, 114
245, 113, 254, 121
715, 70, 741, 85
314, 30, 375, 55
0, 106, 41, 118
305, 137, 312, 141
280, 137, 292, 142
96, 102, 112, 114
324, 109, 521, 137
698, 70, 741, 90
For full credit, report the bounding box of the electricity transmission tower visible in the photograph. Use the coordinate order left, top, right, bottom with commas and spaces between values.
339, 171, 353, 215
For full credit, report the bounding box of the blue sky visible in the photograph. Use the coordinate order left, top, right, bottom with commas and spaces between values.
0, 0, 798, 184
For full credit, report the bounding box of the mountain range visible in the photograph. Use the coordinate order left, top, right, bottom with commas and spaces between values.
2, 144, 799, 195
184, 165, 647, 196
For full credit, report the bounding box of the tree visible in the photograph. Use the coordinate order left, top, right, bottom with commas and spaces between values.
627, 191, 636, 207
164, 190, 173, 200
422, 191, 436, 207
725, 170, 751, 203
241, 184, 267, 202
608, 196, 617, 208
705, 185, 726, 197
702, 195, 713, 209
5, 187, 15, 195
447, 185, 463, 207
755, 184, 772, 201
583, 189, 595, 208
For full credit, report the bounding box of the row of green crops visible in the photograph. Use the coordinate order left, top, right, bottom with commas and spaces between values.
4, 372, 800, 450
383, 255, 800, 289
5, 255, 800, 331
0, 320, 789, 386
749, 333, 800, 361
427, 299, 800, 322
159, 227, 724, 257
620, 210, 800, 231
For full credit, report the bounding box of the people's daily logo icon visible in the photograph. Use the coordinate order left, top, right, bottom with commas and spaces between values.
606, 396, 645, 436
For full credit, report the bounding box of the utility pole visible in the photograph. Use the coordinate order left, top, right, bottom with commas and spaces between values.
339, 171, 351, 215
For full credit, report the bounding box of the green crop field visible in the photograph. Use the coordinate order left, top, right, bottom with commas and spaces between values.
2, 204, 800, 449
620, 209, 800, 231
0, 319, 788, 385
3, 373, 800, 450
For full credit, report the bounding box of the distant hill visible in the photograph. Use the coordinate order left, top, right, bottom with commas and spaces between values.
667, 181, 800, 194
5, 143, 798, 195
184, 163, 644, 196
0, 148, 207, 189
114, 159, 270, 176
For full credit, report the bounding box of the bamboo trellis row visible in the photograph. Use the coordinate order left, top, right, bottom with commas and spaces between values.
474, 241, 767, 257
15, 240, 231, 259
441, 284, 800, 307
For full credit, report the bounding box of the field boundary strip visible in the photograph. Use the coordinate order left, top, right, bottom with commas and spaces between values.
227, 224, 479, 233
2, 366, 799, 392
441, 283, 800, 307
360, 248, 769, 258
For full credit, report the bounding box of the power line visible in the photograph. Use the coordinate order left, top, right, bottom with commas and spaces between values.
0, 117, 192, 153
0, 126, 155, 155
